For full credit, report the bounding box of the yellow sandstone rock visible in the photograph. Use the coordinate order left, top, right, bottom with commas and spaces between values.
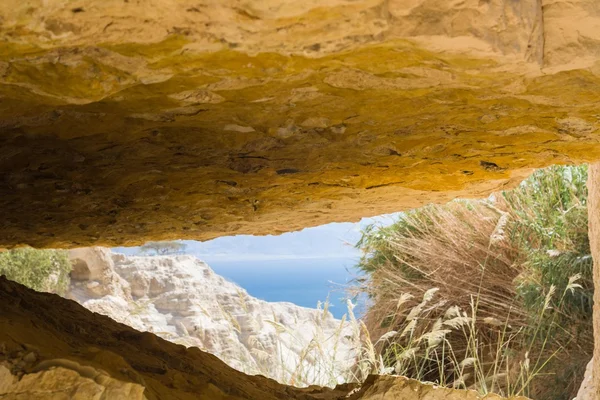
0, 0, 599, 247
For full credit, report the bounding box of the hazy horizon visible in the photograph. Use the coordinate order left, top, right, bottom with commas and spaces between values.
112, 212, 401, 318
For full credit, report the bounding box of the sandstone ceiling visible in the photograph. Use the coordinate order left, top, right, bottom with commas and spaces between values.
1, 0, 600, 247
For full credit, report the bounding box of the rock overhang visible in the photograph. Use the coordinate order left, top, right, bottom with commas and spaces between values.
1, 0, 600, 248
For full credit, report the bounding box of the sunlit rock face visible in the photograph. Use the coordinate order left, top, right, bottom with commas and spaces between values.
65, 247, 354, 387
0, 275, 349, 400
1, 3, 598, 397
576, 360, 595, 400
0, 1, 600, 248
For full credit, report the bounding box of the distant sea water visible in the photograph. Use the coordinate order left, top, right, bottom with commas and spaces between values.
201, 256, 364, 320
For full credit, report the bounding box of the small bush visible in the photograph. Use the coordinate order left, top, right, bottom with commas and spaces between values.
139, 241, 187, 255
0, 248, 71, 295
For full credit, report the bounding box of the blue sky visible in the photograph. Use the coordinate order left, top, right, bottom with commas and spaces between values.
115, 212, 401, 260
113, 212, 402, 318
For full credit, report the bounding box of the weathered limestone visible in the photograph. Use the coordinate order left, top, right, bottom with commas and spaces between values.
65, 248, 355, 386
68, 247, 131, 298
0, 276, 528, 400
1, 1, 600, 248
356, 375, 523, 400
0, 364, 147, 400
588, 163, 600, 400
0, 275, 352, 400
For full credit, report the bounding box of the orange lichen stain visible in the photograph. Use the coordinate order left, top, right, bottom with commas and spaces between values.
1, 35, 600, 247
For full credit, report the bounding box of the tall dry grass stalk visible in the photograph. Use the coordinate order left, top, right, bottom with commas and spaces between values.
248, 299, 356, 388
351, 276, 583, 398
359, 201, 527, 360
355, 165, 593, 400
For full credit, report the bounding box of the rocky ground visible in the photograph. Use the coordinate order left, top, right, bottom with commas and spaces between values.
0, 273, 528, 399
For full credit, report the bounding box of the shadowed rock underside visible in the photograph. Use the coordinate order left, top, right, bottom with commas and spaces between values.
0, 0, 600, 247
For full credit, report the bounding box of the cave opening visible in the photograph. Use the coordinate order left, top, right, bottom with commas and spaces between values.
3, 2, 600, 398
0, 164, 595, 400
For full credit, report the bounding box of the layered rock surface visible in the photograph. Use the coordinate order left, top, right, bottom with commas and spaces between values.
0, 362, 146, 400
1, 1, 600, 247
65, 247, 354, 386
0, 274, 528, 399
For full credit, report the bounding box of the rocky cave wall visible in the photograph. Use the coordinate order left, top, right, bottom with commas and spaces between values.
588, 164, 600, 400
1, 0, 600, 248
2, 1, 600, 399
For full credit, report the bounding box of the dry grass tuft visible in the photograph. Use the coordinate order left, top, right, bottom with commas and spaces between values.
354, 165, 593, 400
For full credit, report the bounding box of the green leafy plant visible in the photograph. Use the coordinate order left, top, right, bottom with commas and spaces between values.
0, 247, 71, 295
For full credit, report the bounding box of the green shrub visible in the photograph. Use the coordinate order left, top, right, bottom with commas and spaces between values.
501, 165, 592, 317
0, 248, 71, 295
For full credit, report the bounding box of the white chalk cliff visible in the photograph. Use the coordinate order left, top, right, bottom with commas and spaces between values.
65, 247, 355, 387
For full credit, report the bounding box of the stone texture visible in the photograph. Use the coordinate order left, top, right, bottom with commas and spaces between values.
0, 276, 527, 400
588, 163, 600, 400
0, 2, 598, 398
66, 248, 355, 386
0, 365, 146, 400
68, 247, 131, 298
0, 1, 600, 247
349, 375, 524, 400
576, 360, 594, 400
